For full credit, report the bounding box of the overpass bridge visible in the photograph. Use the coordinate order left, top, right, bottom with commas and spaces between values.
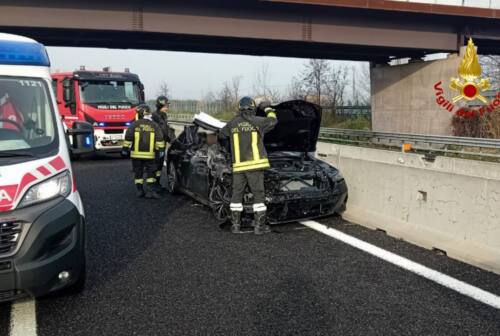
0, 0, 500, 62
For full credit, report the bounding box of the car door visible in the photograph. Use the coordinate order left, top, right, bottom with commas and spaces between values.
185, 148, 209, 198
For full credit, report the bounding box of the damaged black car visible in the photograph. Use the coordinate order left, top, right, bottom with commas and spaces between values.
166, 100, 348, 224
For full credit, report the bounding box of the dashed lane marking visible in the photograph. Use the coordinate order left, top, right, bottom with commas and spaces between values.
301, 220, 500, 310
10, 299, 36, 336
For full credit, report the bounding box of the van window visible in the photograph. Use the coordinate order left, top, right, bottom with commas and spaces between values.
0, 77, 58, 159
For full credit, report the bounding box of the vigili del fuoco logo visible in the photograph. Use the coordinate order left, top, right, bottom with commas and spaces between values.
434, 38, 500, 118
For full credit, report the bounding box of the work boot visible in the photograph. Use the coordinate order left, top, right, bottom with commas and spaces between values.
145, 183, 160, 199
254, 211, 271, 235
230, 211, 242, 234
154, 179, 163, 193
135, 184, 145, 198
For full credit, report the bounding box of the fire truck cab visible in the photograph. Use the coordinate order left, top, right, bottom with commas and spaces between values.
0, 33, 92, 301
52, 68, 144, 153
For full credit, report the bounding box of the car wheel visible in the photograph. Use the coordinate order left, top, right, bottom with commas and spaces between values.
167, 161, 179, 194
209, 182, 230, 223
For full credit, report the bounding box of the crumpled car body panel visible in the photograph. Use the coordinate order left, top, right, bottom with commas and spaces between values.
167, 101, 348, 224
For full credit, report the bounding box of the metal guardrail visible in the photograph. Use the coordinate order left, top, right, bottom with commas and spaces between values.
319, 128, 500, 149
169, 115, 500, 161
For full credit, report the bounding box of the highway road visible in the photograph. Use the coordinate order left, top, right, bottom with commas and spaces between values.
1, 157, 499, 335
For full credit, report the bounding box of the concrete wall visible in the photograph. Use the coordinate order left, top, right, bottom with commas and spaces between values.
316, 142, 500, 274
371, 54, 461, 135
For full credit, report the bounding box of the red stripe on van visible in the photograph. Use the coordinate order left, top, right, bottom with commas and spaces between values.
37, 166, 51, 176
49, 156, 66, 171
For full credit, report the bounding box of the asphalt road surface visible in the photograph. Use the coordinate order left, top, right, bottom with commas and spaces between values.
1, 157, 499, 335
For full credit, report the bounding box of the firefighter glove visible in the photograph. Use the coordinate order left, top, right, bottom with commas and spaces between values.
121, 147, 130, 157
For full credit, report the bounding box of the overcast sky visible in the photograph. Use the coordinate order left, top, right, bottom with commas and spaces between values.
46, 47, 362, 101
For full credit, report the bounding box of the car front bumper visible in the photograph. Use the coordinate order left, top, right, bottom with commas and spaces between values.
0, 199, 85, 302
243, 180, 348, 224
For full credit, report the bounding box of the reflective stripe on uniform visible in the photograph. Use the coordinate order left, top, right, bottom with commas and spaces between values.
251, 131, 259, 162
131, 130, 156, 159
267, 112, 277, 118
156, 141, 166, 150
155, 171, 162, 177
233, 133, 241, 164
230, 203, 243, 212
135, 178, 144, 184
146, 178, 156, 183
131, 152, 155, 159
253, 203, 267, 212
233, 161, 270, 172
134, 131, 140, 153
123, 140, 132, 148
150, 133, 155, 153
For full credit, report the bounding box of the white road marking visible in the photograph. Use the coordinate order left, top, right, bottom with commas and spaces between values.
10, 299, 37, 336
301, 220, 500, 310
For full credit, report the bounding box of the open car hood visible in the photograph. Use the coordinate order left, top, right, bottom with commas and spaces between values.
193, 100, 321, 152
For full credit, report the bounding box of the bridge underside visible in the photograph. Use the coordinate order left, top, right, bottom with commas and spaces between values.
1, 0, 499, 61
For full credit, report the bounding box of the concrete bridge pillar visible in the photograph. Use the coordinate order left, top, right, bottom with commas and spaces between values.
371, 54, 461, 135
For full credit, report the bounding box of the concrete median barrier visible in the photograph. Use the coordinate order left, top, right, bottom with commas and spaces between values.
316, 142, 500, 274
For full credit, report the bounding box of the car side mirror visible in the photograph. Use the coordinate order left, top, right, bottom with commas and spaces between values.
138, 82, 145, 101
67, 121, 94, 155
62, 78, 77, 115
62, 78, 71, 102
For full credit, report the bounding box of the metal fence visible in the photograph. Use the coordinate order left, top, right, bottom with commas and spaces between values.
323, 106, 371, 119
169, 101, 229, 115
318, 128, 500, 161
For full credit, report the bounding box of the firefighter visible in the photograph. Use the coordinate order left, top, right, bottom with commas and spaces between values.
152, 95, 175, 190
219, 96, 278, 234
0, 92, 24, 131
122, 104, 165, 199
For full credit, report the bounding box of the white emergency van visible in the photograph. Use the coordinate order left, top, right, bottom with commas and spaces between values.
0, 33, 92, 301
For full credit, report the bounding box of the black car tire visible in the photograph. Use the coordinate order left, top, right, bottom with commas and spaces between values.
167, 161, 180, 194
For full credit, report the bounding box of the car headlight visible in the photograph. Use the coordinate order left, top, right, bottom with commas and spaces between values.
333, 172, 344, 182
19, 171, 71, 208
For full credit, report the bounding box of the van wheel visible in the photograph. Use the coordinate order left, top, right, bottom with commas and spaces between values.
167, 161, 179, 194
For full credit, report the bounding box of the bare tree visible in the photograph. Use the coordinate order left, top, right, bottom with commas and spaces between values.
156, 80, 170, 98
231, 76, 242, 103
287, 76, 307, 100
218, 81, 234, 112
481, 55, 500, 90
324, 64, 349, 108
302, 59, 331, 105
202, 90, 217, 103
253, 64, 281, 102
356, 63, 371, 105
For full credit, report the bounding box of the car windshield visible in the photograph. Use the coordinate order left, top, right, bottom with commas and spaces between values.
0, 76, 58, 159
79, 80, 141, 104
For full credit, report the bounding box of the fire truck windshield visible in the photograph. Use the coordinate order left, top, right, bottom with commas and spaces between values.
79, 80, 141, 105
0, 76, 58, 162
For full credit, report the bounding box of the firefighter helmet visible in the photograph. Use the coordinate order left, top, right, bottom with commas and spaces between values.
156, 95, 170, 109
135, 104, 151, 119
238, 96, 256, 112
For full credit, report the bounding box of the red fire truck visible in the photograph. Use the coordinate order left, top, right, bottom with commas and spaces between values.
52, 68, 144, 153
